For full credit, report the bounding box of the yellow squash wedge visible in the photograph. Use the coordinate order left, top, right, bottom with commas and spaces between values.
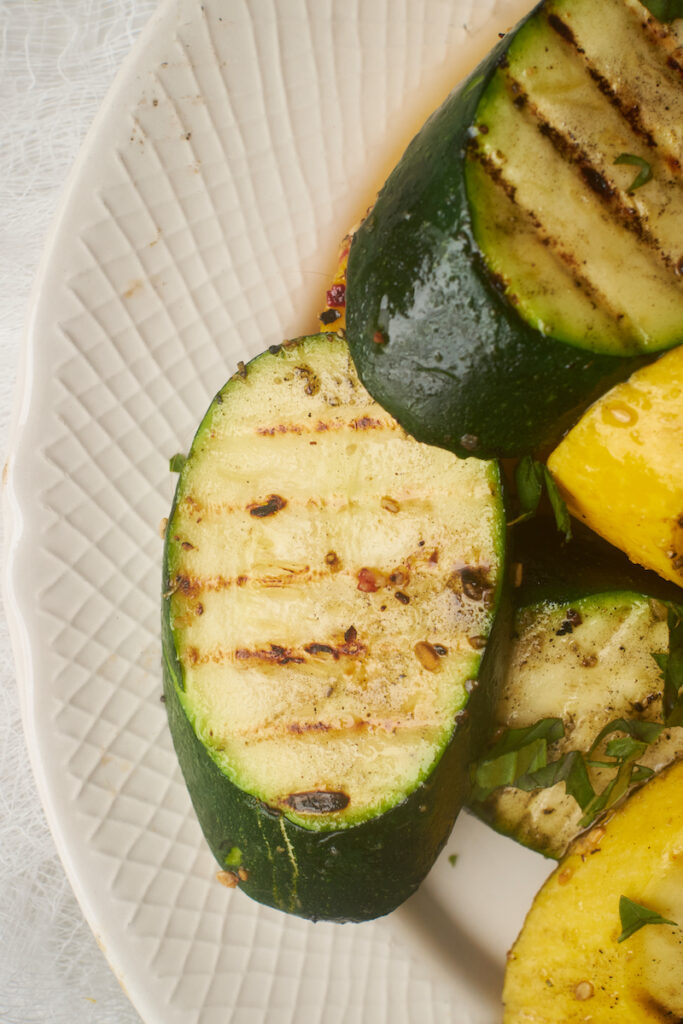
503, 758, 683, 1023
547, 345, 683, 587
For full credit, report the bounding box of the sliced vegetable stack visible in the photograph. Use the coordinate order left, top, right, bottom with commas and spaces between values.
345, 0, 683, 458
161, 0, 683, 944
162, 333, 506, 922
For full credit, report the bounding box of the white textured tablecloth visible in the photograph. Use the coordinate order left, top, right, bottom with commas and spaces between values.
1, 4, 157, 1021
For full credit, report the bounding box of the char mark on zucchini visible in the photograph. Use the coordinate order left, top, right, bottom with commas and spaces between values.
162, 333, 507, 921
467, 0, 683, 354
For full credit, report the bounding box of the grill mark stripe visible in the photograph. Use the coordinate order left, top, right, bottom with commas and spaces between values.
255, 414, 399, 436
177, 486, 458, 519
504, 74, 675, 272
623, 0, 683, 82
472, 150, 639, 330
547, 12, 659, 150
170, 550, 454, 594
182, 636, 461, 667
226, 717, 445, 741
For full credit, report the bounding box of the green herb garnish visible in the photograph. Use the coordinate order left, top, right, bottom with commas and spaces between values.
589, 717, 664, 754
510, 458, 572, 540
618, 896, 678, 942
470, 718, 564, 801
652, 604, 683, 724
471, 715, 664, 827
448, 853, 458, 867
614, 153, 653, 191
522, 749, 595, 813
639, 0, 683, 21
543, 467, 572, 541
514, 456, 545, 520
169, 452, 187, 473
224, 846, 243, 867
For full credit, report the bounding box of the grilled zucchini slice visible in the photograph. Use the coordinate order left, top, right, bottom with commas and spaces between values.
469, 520, 683, 859
503, 758, 683, 1023
346, 0, 683, 458
468, 0, 683, 355
162, 333, 506, 922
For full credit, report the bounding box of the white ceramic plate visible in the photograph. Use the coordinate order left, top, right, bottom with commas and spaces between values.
4, 1, 553, 1020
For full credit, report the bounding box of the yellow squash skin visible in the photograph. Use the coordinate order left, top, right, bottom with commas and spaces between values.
503, 759, 683, 1023
319, 234, 351, 334
547, 346, 683, 587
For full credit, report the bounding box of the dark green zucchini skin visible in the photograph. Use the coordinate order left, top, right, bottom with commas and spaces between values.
162, 573, 511, 923
512, 517, 683, 608
345, 6, 650, 460
160, 343, 512, 924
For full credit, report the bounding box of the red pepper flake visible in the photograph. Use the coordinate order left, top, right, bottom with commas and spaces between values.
326, 283, 346, 308
372, 330, 387, 345
357, 567, 387, 592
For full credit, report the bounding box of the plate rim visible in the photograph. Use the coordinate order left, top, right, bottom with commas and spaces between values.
2, 1, 544, 1020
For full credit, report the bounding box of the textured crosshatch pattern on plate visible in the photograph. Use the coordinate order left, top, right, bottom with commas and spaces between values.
5, 1, 548, 1021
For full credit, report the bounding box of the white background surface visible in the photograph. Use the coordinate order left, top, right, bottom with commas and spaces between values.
1, 5, 155, 1020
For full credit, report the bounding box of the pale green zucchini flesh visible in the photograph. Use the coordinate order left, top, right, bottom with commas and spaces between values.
162, 333, 506, 920
473, 591, 683, 859
467, 0, 683, 354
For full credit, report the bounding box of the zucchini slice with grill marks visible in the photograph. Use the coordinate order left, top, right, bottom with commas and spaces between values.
346, 0, 683, 459
162, 333, 507, 922
469, 519, 683, 859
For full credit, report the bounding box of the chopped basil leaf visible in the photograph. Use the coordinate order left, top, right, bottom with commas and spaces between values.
543, 467, 572, 541
639, 0, 683, 21
472, 712, 665, 826
665, 604, 683, 724
169, 452, 187, 473
653, 650, 669, 673
470, 718, 564, 801
515, 456, 544, 518
629, 764, 655, 784
521, 750, 595, 812
614, 153, 653, 191
618, 896, 678, 943
509, 459, 572, 540
472, 737, 550, 801
589, 717, 663, 755
486, 717, 565, 759
448, 853, 458, 867
224, 846, 242, 867
579, 752, 644, 827
651, 604, 683, 724
604, 736, 649, 761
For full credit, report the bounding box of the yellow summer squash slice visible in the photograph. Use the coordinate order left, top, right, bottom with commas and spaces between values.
503, 758, 683, 1023
547, 345, 683, 586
